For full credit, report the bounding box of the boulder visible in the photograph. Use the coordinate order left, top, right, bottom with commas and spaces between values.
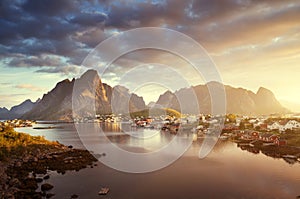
41, 183, 53, 191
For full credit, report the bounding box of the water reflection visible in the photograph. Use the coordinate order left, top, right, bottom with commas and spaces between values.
74, 122, 177, 153
236, 142, 300, 165
239, 145, 260, 154
17, 122, 300, 198
19, 122, 300, 166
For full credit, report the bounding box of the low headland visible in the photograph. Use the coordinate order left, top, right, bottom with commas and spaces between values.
0, 126, 97, 199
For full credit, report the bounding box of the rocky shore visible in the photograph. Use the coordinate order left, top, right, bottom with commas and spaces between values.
235, 139, 300, 164
0, 128, 97, 199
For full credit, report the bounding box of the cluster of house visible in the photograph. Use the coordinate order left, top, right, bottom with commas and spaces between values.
133, 116, 180, 131
241, 117, 300, 131
199, 115, 300, 146
237, 130, 287, 146
267, 120, 300, 131
221, 116, 300, 132
133, 117, 155, 128
0, 119, 34, 130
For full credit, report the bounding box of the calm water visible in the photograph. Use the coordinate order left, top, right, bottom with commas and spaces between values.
17, 123, 300, 199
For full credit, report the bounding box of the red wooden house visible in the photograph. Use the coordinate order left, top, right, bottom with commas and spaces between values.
274, 138, 287, 146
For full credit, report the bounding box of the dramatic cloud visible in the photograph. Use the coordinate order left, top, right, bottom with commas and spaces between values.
1, 0, 300, 109
8, 55, 65, 67
1, 0, 300, 71
35, 65, 82, 76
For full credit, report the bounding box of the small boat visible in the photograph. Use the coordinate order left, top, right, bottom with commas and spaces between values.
98, 187, 109, 195
282, 155, 297, 159
219, 135, 229, 140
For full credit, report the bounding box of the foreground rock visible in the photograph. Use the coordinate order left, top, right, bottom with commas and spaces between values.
0, 128, 97, 198
41, 183, 54, 191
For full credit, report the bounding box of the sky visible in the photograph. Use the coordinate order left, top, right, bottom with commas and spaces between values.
0, 0, 300, 111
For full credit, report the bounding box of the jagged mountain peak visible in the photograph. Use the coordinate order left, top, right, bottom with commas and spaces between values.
21, 70, 146, 120
1, 69, 289, 119
80, 69, 100, 81
161, 90, 174, 96
0, 99, 37, 119
113, 85, 129, 93
206, 81, 223, 87
256, 86, 274, 96
156, 83, 288, 115
0, 107, 9, 111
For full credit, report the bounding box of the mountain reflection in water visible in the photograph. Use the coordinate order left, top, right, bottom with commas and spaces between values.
17, 122, 300, 199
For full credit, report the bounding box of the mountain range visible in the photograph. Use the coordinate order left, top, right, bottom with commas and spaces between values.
22, 70, 146, 121
0, 99, 37, 120
156, 82, 288, 115
0, 70, 289, 120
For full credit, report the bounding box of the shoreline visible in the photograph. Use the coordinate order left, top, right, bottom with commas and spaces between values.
0, 127, 97, 199
231, 138, 300, 164
1, 121, 300, 198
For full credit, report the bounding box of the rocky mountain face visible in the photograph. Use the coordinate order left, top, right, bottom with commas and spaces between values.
22, 78, 75, 121
0, 71, 288, 120
10, 99, 37, 116
156, 82, 288, 115
22, 70, 146, 121
0, 100, 36, 119
109, 85, 146, 114
71, 70, 111, 119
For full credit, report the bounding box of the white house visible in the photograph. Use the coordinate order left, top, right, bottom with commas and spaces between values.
268, 120, 300, 132
267, 122, 282, 130
283, 120, 300, 130
249, 119, 258, 124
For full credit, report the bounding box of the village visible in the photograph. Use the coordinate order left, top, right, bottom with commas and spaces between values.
155, 114, 300, 144
3, 114, 300, 147
0, 119, 35, 130
218, 114, 300, 146
2, 113, 300, 164
190, 114, 300, 164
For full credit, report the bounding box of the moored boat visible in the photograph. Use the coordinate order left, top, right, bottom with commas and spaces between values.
282, 155, 297, 159
98, 187, 109, 195
219, 135, 229, 140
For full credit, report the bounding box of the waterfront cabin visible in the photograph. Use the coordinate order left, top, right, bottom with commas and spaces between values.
240, 131, 260, 140
274, 138, 287, 146
250, 131, 260, 139
259, 134, 279, 142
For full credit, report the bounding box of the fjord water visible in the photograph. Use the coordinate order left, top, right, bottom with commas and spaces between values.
18, 123, 300, 199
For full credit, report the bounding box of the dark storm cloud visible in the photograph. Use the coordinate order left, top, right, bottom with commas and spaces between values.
0, 0, 106, 72
8, 55, 64, 67
22, 0, 77, 16
70, 12, 107, 27
35, 65, 81, 75
0, 0, 300, 75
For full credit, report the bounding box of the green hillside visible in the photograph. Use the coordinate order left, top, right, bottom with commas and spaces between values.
130, 108, 181, 118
